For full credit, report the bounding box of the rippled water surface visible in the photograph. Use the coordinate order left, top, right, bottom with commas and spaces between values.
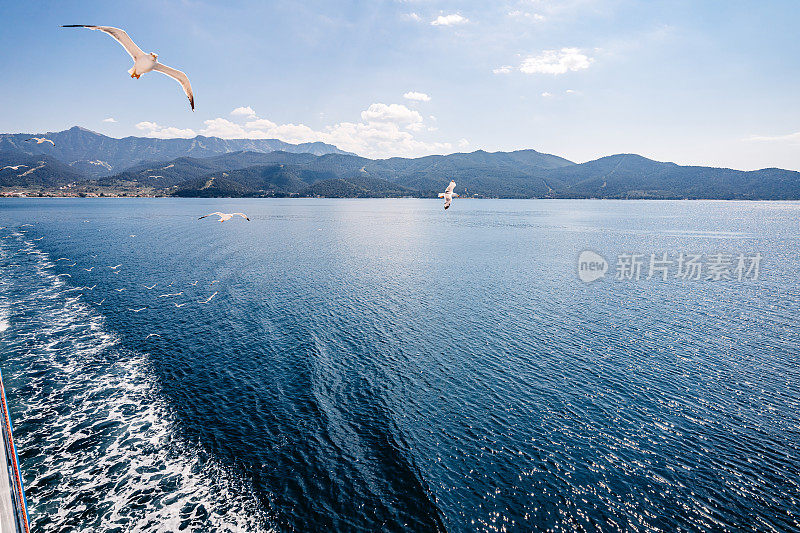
1, 198, 799, 532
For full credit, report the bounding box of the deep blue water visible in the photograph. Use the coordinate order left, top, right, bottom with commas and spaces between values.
0, 198, 799, 532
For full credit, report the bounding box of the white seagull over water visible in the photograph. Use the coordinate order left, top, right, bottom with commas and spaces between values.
1, 165, 27, 171
198, 212, 250, 222
199, 291, 218, 304
27, 137, 55, 146
438, 180, 459, 210
62, 25, 195, 110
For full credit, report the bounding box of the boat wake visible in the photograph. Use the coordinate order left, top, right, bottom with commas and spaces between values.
0, 233, 271, 532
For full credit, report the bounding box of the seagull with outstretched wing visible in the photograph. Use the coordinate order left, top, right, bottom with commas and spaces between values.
198, 212, 250, 222
27, 137, 55, 146
62, 25, 195, 110
438, 180, 459, 210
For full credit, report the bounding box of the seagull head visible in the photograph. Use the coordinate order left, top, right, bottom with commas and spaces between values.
150, 53, 158, 60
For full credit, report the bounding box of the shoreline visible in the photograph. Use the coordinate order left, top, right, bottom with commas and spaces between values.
1, 195, 799, 202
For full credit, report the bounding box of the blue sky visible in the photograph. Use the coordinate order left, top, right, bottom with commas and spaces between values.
0, 0, 798, 169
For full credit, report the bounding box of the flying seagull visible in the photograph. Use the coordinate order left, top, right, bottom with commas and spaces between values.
198, 212, 250, 222
62, 25, 195, 110
199, 291, 218, 304
27, 137, 55, 146
438, 180, 459, 210
1, 165, 27, 171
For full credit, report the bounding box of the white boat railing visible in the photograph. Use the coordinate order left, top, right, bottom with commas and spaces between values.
0, 369, 29, 533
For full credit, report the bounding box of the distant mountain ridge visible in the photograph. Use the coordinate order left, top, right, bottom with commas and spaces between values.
1, 126, 799, 199
0, 126, 352, 178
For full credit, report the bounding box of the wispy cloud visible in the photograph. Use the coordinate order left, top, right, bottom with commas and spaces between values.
102, 117, 117, 123
541, 89, 582, 99
431, 14, 468, 26
492, 65, 513, 75
748, 132, 800, 143
402, 12, 422, 22
508, 10, 545, 21
403, 91, 431, 102
135, 121, 196, 139
520, 48, 594, 75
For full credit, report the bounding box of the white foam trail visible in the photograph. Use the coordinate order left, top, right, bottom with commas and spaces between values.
0, 235, 272, 532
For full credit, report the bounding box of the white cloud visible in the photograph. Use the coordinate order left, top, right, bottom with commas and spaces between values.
519, 48, 593, 75
360, 103, 423, 125
403, 91, 431, 102
431, 14, 468, 26
508, 10, 545, 21
102, 117, 117, 123
135, 121, 196, 139
167, 105, 455, 158
245, 118, 278, 130
748, 132, 800, 143
541, 92, 553, 98
458, 138, 470, 148
492, 65, 513, 75
403, 12, 422, 22
231, 106, 257, 117
199, 118, 249, 138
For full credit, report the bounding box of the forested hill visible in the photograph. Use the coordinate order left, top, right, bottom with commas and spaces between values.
1, 127, 799, 199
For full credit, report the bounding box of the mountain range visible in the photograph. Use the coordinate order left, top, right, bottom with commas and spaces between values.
1, 126, 799, 199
